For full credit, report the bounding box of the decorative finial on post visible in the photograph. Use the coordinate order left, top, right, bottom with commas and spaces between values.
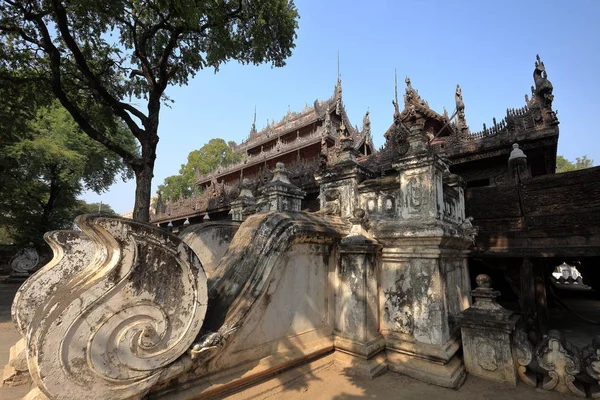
230, 178, 256, 221
271, 162, 290, 184
508, 143, 531, 183
342, 208, 372, 243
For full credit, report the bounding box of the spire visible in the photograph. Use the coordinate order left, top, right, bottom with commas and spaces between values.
392, 69, 400, 118
250, 105, 257, 134
337, 50, 340, 84
334, 51, 343, 115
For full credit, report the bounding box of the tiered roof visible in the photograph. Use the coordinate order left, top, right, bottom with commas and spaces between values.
196, 78, 374, 185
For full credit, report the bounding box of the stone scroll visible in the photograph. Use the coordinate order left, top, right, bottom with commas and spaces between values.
12, 215, 208, 400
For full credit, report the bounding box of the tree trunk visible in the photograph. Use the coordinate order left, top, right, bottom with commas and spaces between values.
133, 140, 157, 223
133, 163, 154, 222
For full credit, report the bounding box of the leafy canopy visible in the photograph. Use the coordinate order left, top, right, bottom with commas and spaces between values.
1, 0, 299, 221
0, 101, 135, 247
157, 138, 241, 202
556, 155, 594, 173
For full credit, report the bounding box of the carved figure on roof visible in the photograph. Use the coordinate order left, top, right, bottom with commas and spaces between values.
335, 78, 343, 116
324, 105, 332, 135
362, 110, 371, 135
533, 54, 554, 107
455, 84, 465, 114
455, 84, 469, 135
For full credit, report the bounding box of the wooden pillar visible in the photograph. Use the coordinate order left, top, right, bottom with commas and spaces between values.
519, 257, 548, 340
533, 259, 549, 334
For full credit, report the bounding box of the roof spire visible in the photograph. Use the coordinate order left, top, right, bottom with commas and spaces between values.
337, 50, 340, 84
250, 105, 257, 134
392, 69, 400, 117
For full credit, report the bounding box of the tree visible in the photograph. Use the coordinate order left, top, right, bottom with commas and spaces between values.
158, 138, 241, 202
1, 0, 299, 222
74, 201, 119, 217
0, 101, 134, 248
556, 155, 594, 173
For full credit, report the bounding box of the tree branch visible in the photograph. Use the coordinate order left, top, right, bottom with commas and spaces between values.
29, 12, 142, 169
48, 0, 148, 135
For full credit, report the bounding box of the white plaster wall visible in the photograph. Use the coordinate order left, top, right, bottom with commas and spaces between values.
180, 224, 237, 276
380, 257, 447, 346
227, 243, 333, 356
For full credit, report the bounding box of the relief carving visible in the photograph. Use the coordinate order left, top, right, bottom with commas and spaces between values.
13, 216, 208, 400
535, 329, 586, 397
407, 177, 423, 212
512, 328, 537, 387
476, 341, 498, 372
583, 336, 600, 398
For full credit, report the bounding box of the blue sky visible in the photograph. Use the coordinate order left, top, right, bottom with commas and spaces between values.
82, 0, 600, 214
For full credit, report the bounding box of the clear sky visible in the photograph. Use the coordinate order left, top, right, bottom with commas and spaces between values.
82, 0, 600, 214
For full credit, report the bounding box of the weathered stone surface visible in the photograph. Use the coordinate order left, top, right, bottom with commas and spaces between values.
512, 328, 537, 387
14, 215, 208, 400
12, 231, 94, 336
583, 336, 600, 398
1, 338, 30, 387
334, 212, 386, 378
457, 275, 520, 386
535, 330, 586, 397
256, 162, 305, 213
179, 220, 240, 276
8, 247, 38, 280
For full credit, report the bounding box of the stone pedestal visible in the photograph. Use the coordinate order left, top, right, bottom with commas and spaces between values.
373, 134, 473, 389
334, 211, 386, 379
456, 275, 520, 386
257, 162, 305, 212
380, 249, 470, 389
230, 178, 256, 221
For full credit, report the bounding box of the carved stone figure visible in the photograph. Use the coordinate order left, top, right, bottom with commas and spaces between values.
583, 335, 600, 398
533, 54, 554, 107
318, 188, 341, 216
535, 329, 586, 397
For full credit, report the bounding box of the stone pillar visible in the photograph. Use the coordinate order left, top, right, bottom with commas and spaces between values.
229, 178, 256, 221
334, 209, 387, 378
375, 127, 474, 389
257, 162, 305, 212
315, 139, 373, 219
456, 274, 520, 386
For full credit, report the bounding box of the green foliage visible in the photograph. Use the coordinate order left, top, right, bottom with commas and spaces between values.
0, 226, 12, 245
157, 138, 242, 202
0, 102, 135, 247
556, 155, 594, 173
1, 0, 300, 221
73, 201, 119, 217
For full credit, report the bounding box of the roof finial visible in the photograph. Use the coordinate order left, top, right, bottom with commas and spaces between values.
392, 69, 400, 117
251, 105, 257, 133
337, 50, 340, 84
394, 69, 399, 106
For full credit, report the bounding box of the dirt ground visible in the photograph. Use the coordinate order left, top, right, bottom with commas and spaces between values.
224, 360, 572, 400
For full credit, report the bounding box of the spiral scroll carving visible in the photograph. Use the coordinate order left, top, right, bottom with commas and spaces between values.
15, 215, 208, 400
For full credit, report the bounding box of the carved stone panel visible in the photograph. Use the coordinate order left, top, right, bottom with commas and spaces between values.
9, 248, 38, 277
14, 216, 208, 400
535, 330, 586, 397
